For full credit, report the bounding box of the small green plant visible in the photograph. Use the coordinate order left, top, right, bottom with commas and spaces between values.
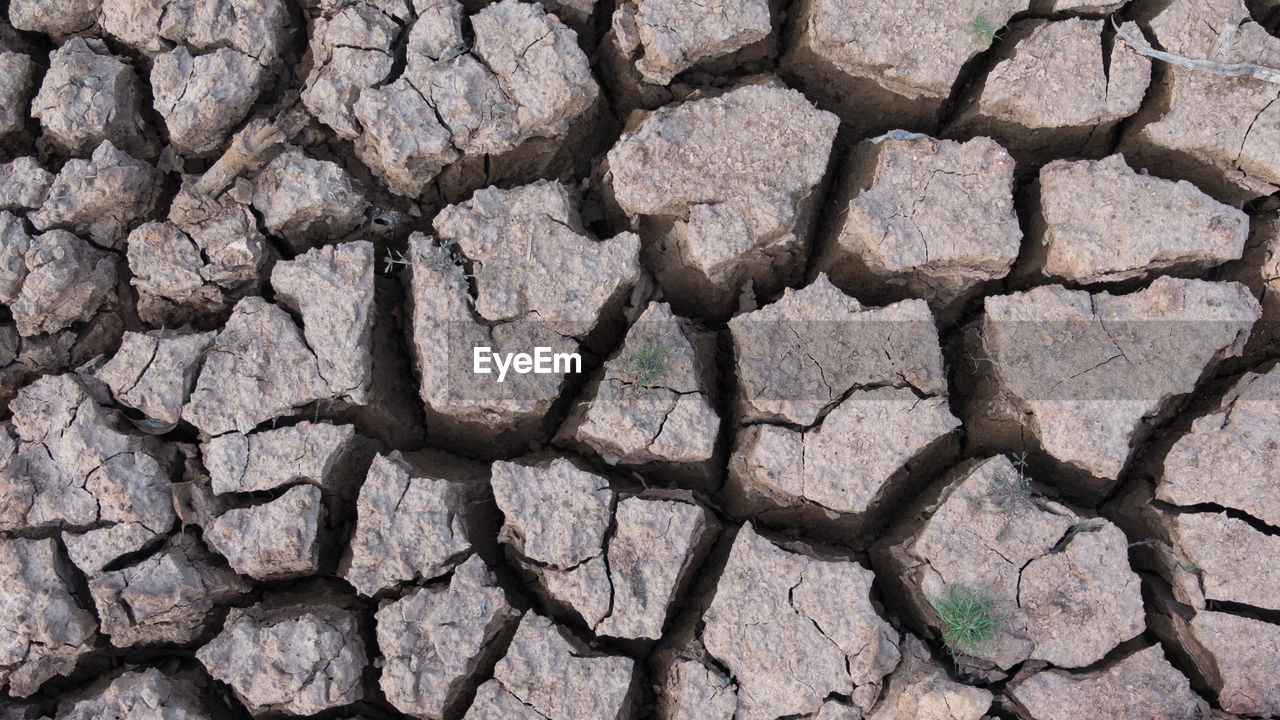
965, 10, 1004, 47
628, 340, 669, 388
989, 453, 1039, 541
928, 584, 1003, 656
964, 352, 997, 372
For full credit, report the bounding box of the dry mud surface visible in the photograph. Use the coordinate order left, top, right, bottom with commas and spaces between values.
0, 0, 1279, 718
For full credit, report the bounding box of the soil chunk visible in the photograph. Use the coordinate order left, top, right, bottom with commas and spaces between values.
377, 555, 520, 719
494, 458, 717, 640
152, 47, 265, 156
134, 183, 271, 328
355, 0, 600, 200
730, 274, 945, 427
250, 148, 369, 252
961, 278, 1260, 493
271, 241, 375, 403
1025, 154, 1248, 284
558, 302, 720, 486
88, 534, 249, 647
1151, 604, 1280, 718
603, 0, 772, 111
604, 83, 838, 318
7, 229, 116, 338
341, 451, 487, 597
301, 3, 400, 139
56, 669, 211, 720
1121, 0, 1280, 203
203, 421, 358, 495
197, 601, 366, 715
95, 330, 216, 430
700, 524, 901, 718
876, 457, 1145, 680
0, 50, 33, 138
31, 38, 150, 157
4, 375, 176, 569
813, 133, 1020, 318
783, 0, 1031, 134
203, 484, 325, 581
1007, 644, 1210, 720
407, 181, 640, 453
949, 19, 1150, 163
181, 297, 330, 435
0, 159, 52, 213
728, 386, 959, 533
0, 537, 98, 697
863, 635, 992, 720
29, 141, 158, 249
463, 614, 636, 720
1159, 366, 1280, 526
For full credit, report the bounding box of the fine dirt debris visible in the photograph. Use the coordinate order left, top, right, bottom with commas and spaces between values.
1023, 154, 1249, 284
960, 277, 1260, 494
875, 456, 1145, 680
604, 82, 838, 318
197, 600, 366, 715
813, 132, 1020, 318
948, 18, 1150, 163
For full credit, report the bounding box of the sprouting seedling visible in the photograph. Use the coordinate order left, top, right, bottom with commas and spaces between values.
382, 249, 412, 274
965, 352, 997, 372
927, 584, 1003, 656
965, 10, 1004, 47
383, 240, 470, 275
628, 340, 669, 388
990, 453, 1039, 541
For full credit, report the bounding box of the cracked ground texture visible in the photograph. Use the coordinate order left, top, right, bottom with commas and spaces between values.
0, 0, 1278, 718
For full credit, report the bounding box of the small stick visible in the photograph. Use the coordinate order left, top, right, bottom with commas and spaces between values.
1111, 15, 1280, 85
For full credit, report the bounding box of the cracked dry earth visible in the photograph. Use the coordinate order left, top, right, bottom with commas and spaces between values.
2, 0, 1280, 718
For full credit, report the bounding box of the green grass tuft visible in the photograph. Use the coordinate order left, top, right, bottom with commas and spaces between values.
928, 584, 1003, 656
628, 340, 669, 388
